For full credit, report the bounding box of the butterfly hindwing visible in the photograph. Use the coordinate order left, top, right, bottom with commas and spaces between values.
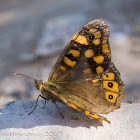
51, 62, 124, 112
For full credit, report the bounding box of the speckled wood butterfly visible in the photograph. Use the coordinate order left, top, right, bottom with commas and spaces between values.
15, 19, 125, 123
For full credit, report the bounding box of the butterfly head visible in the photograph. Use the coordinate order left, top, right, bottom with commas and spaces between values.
34, 79, 44, 90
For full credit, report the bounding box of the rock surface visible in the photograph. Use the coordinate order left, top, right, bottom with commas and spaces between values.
0, 100, 139, 140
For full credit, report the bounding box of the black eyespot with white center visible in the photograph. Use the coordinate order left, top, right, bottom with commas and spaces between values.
108, 82, 113, 88
108, 95, 113, 99
89, 35, 95, 41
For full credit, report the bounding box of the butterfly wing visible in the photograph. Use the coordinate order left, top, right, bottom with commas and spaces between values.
52, 62, 125, 113
46, 19, 125, 123
48, 19, 111, 83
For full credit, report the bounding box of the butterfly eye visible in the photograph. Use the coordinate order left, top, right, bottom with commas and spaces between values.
89, 35, 95, 41
108, 82, 113, 88
108, 95, 113, 99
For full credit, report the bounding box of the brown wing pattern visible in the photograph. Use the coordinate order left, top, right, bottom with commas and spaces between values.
48, 19, 111, 83
54, 62, 125, 113
46, 19, 125, 123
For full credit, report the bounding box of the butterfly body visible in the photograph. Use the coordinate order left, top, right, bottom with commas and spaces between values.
33, 19, 125, 123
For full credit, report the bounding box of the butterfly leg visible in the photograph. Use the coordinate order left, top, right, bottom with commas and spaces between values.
38, 95, 48, 109
51, 99, 64, 119
54, 102, 64, 119
28, 95, 48, 115
42, 99, 47, 109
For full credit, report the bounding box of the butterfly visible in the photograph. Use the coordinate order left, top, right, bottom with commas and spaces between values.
14, 19, 125, 123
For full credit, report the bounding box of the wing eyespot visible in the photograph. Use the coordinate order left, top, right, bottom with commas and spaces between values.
106, 74, 109, 77
103, 73, 115, 80
90, 112, 94, 115
103, 81, 118, 92
108, 82, 113, 88
105, 91, 118, 103
108, 95, 113, 99
88, 35, 95, 41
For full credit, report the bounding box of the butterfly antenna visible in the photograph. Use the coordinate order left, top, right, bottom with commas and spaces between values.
14, 73, 36, 80
30, 46, 42, 80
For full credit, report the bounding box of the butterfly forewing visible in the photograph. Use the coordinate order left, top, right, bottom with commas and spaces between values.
49, 19, 111, 83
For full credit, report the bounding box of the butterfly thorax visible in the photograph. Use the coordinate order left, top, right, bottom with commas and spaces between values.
35, 80, 62, 103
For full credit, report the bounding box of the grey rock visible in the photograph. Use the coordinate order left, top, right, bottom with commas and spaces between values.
0, 100, 140, 140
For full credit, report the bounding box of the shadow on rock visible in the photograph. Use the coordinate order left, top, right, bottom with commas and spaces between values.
0, 100, 103, 129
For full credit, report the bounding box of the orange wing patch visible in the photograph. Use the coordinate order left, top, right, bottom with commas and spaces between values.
64, 57, 76, 67
93, 39, 101, 45
102, 44, 110, 53
69, 50, 80, 57
85, 49, 94, 58
96, 66, 104, 73
89, 28, 97, 33
92, 79, 99, 84
103, 81, 119, 92
83, 68, 92, 74
93, 31, 101, 39
103, 73, 115, 80
93, 55, 104, 64
85, 111, 110, 123
75, 35, 88, 45
72, 34, 79, 40
105, 91, 118, 103
60, 65, 66, 71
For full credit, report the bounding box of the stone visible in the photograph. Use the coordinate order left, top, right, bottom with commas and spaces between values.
0, 100, 139, 140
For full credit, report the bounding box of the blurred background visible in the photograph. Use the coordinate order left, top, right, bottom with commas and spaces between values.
0, 0, 140, 106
